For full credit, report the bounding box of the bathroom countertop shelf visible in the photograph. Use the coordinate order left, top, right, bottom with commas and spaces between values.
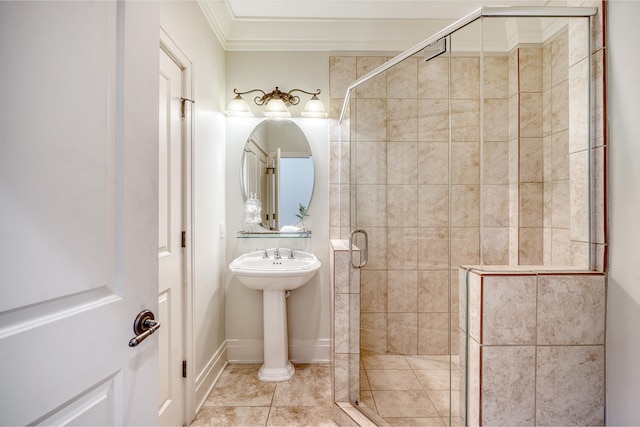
236, 230, 312, 238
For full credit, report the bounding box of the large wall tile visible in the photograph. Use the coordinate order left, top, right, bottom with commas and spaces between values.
387, 141, 417, 184
418, 99, 450, 142
417, 142, 449, 184
451, 184, 480, 227
418, 56, 449, 99
330, 56, 356, 99
519, 47, 543, 93
356, 184, 386, 227
418, 269, 449, 313
356, 57, 387, 99
483, 56, 509, 99
482, 275, 537, 345
451, 227, 480, 267
451, 99, 480, 142
360, 269, 387, 313
388, 269, 418, 313
417, 184, 449, 227
451, 57, 480, 99
481, 226, 510, 265
537, 274, 605, 345
452, 142, 480, 185
387, 227, 418, 270
536, 346, 604, 426
360, 312, 387, 354
388, 312, 418, 354
387, 57, 418, 99
483, 98, 509, 142
519, 227, 544, 265
483, 141, 509, 185
387, 185, 418, 227
520, 92, 544, 138
417, 312, 448, 355
387, 98, 417, 142
356, 98, 387, 142
482, 184, 509, 227
481, 346, 536, 426
417, 227, 449, 270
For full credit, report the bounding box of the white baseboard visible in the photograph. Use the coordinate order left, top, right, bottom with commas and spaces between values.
290, 338, 331, 363
226, 338, 331, 364
194, 341, 227, 412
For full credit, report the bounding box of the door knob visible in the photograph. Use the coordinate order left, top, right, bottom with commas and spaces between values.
128, 309, 161, 347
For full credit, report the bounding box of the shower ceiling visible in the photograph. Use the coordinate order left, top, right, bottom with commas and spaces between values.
198, 0, 553, 50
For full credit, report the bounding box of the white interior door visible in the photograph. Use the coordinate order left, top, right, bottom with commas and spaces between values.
158, 45, 186, 426
0, 2, 159, 425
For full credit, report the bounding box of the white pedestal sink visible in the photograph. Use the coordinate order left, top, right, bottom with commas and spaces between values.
229, 248, 321, 381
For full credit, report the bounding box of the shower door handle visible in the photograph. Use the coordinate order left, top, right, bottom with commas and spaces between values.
349, 229, 368, 269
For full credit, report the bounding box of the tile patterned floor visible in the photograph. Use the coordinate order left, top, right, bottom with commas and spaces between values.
190, 364, 337, 427
359, 354, 462, 427
191, 357, 461, 427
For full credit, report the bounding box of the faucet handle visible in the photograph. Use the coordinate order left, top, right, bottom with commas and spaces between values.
287, 249, 295, 259
260, 249, 269, 259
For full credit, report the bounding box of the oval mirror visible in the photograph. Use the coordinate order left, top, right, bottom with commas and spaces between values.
241, 119, 314, 231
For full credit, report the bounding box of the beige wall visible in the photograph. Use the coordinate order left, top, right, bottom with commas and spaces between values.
224, 51, 332, 363
159, 0, 228, 408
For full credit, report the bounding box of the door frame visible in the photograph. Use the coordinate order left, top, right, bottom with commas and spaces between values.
160, 26, 195, 423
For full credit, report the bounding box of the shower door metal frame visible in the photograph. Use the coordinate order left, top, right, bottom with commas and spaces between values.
338, 5, 598, 426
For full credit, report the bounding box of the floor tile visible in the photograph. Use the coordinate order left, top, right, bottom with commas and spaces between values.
362, 354, 412, 370
427, 390, 459, 417
267, 405, 338, 426
406, 355, 453, 370
272, 364, 332, 407
385, 417, 446, 426
195, 363, 336, 427
205, 365, 276, 407
367, 369, 423, 391
359, 390, 378, 413
189, 406, 269, 427
414, 369, 452, 391
372, 390, 440, 418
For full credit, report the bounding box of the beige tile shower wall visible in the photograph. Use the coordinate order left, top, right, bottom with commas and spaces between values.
330, 55, 474, 356
481, 56, 510, 265
462, 268, 605, 426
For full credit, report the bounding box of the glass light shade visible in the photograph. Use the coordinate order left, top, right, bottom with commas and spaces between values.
263, 98, 291, 117
225, 95, 253, 117
301, 95, 328, 118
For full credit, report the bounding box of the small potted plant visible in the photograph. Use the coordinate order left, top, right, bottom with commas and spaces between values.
295, 203, 310, 230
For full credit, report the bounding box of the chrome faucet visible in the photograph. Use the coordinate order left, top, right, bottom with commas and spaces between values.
261, 249, 269, 259
288, 249, 295, 259
273, 248, 281, 260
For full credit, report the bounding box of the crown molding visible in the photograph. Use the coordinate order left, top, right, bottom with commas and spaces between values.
197, 0, 234, 49
198, 0, 460, 51
196, 0, 568, 52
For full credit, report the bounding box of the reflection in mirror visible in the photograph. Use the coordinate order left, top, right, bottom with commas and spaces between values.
241, 119, 314, 231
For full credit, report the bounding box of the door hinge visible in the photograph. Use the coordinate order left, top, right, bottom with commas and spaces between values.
182, 360, 187, 378
181, 231, 186, 248
180, 97, 195, 119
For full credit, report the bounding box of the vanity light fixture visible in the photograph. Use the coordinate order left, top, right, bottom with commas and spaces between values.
225, 87, 327, 118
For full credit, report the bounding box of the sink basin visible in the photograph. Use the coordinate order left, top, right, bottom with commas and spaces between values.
229, 248, 321, 291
